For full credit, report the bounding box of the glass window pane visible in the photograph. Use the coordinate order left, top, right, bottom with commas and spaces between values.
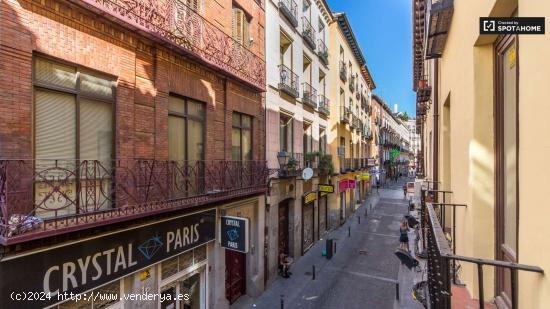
503, 43, 517, 252
180, 273, 201, 309
187, 99, 205, 119
80, 71, 113, 100
188, 118, 204, 161
169, 116, 186, 161
232, 128, 241, 161
243, 129, 252, 161
79, 99, 113, 162
232, 113, 241, 127
35, 58, 76, 89
193, 245, 207, 263
242, 115, 252, 129
169, 96, 186, 114
161, 256, 179, 280
178, 250, 194, 270
35, 90, 76, 160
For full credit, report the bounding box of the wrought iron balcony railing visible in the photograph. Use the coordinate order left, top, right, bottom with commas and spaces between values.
302, 16, 316, 50
302, 82, 317, 108
340, 157, 354, 174
317, 39, 329, 65
349, 74, 356, 92
421, 193, 544, 309
339, 61, 347, 82
279, 64, 300, 98
356, 89, 360, 99
278, 0, 298, 27
0, 159, 268, 245
354, 116, 361, 132
79, 0, 265, 90
277, 152, 303, 178
349, 114, 357, 129
318, 94, 330, 116
340, 106, 351, 124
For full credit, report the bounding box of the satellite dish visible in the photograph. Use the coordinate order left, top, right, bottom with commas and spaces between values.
302, 168, 313, 180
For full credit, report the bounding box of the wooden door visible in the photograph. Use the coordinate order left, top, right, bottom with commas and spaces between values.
318, 195, 327, 236
225, 249, 246, 304
278, 201, 290, 255
302, 201, 314, 254
495, 33, 518, 309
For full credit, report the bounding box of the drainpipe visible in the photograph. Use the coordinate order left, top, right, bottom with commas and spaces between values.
433, 59, 439, 191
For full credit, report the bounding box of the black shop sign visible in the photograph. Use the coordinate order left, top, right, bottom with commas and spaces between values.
0, 209, 216, 309
220, 216, 249, 253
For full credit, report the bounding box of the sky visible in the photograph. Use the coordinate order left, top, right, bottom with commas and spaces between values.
327, 0, 416, 117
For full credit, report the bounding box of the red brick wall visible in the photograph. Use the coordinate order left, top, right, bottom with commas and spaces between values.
0, 0, 265, 161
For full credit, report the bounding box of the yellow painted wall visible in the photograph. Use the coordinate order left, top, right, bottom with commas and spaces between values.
421, 0, 549, 306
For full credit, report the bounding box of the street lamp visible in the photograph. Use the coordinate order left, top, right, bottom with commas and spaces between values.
277, 151, 289, 170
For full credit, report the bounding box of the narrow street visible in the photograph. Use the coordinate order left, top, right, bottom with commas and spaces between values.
235, 180, 423, 309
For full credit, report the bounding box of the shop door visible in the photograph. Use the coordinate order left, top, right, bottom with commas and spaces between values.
278, 201, 290, 255
302, 201, 314, 254
318, 195, 327, 236
225, 249, 246, 304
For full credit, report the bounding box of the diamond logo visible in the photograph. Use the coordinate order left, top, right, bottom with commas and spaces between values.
226, 228, 239, 242
138, 236, 163, 260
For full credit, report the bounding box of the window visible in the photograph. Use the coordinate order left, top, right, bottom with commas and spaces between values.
232, 6, 250, 45
280, 113, 294, 153
319, 127, 327, 154
303, 122, 312, 154
33, 57, 115, 218
168, 95, 205, 162
232, 113, 253, 161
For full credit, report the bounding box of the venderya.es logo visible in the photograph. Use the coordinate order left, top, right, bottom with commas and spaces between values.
480, 17, 545, 35
138, 236, 164, 260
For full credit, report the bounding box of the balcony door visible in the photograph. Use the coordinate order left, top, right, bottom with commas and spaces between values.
494, 34, 518, 309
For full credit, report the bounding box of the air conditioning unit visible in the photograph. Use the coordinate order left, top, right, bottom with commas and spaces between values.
337, 147, 345, 156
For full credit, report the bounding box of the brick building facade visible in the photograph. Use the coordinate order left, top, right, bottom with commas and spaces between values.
0, 0, 267, 308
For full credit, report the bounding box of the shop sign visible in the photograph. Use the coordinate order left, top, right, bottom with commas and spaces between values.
318, 184, 334, 194
0, 210, 216, 309
220, 216, 249, 253
303, 192, 317, 204
338, 179, 356, 192
367, 158, 376, 166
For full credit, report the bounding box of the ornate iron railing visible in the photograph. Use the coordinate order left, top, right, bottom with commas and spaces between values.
278, 152, 303, 178
77, 0, 265, 90
421, 193, 544, 309
317, 39, 329, 65
278, 0, 298, 27
302, 16, 316, 50
0, 159, 268, 244
302, 82, 317, 108
349, 74, 356, 92
318, 94, 330, 115
339, 61, 347, 82
340, 106, 351, 123
279, 64, 299, 97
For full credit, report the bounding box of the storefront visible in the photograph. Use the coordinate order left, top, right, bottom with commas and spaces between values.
338, 179, 356, 223
0, 209, 216, 309
317, 184, 333, 237
301, 192, 316, 254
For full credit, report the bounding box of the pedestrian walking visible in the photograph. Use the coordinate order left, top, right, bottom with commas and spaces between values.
399, 219, 409, 251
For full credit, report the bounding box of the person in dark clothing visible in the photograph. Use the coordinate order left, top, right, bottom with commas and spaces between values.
399, 219, 409, 251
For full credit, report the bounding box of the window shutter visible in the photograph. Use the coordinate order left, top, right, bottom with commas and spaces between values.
233, 8, 244, 44
35, 90, 76, 160
79, 99, 113, 163
243, 16, 250, 46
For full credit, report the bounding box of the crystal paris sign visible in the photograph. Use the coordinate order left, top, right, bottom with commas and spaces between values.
0, 210, 216, 309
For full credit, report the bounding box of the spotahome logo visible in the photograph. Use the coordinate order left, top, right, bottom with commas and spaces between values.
480, 17, 545, 35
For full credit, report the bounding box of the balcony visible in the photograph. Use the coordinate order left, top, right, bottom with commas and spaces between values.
339, 61, 347, 82
302, 16, 316, 50
340, 158, 353, 173
302, 82, 317, 109
354, 116, 361, 132
340, 106, 351, 124
318, 94, 330, 116
349, 74, 356, 92
356, 90, 360, 100
421, 198, 544, 309
417, 77, 432, 102
279, 64, 300, 98
78, 0, 265, 90
317, 39, 329, 65
278, 0, 298, 28
277, 152, 303, 178
349, 115, 357, 129
0, 159, 268, 245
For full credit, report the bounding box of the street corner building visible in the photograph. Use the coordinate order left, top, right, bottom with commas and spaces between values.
0, 0, 269, 308
413, 0, 548, 308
